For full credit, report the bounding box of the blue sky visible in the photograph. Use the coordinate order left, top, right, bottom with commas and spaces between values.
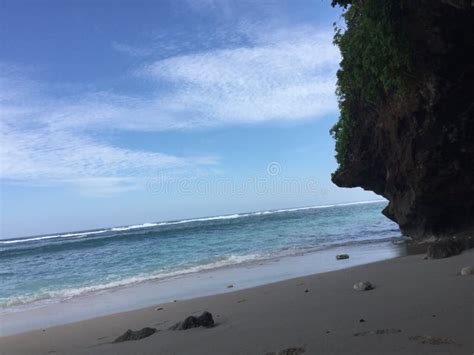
0, 0, 378, 238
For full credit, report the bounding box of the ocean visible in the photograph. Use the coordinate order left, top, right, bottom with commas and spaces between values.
0, 200, 403, 315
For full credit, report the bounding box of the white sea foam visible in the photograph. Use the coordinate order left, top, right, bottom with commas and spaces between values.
0, 200, 385, 245
0, 229, 109, 245
273, 200, 384, 213
156, 214, 243, 226
0, 253, 262, 310
138, 200, 384, 228
111, 222, 159, 232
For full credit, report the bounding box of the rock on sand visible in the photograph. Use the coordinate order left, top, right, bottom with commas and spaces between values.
353, 281, 374, 291
170, 311, 215, 330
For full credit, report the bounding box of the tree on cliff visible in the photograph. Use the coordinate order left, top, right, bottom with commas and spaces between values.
330, 0, 411, 167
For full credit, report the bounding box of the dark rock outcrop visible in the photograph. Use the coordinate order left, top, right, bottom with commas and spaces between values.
331, 1, 474, 239
114, 327, 157, 343
426, 238, 465, 258
170, 311, 215, 330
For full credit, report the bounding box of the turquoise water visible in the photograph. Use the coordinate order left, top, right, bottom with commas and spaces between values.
0, 201, 400, 310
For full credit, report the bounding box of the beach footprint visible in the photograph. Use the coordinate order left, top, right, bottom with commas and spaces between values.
409, 335, 455, 345
354, 328, 401, 336
265, 346, 305, 355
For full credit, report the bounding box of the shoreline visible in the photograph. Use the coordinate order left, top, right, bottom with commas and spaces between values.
1, 240, 406, 337
0, 235, 403, 313
0, 248, 472, 354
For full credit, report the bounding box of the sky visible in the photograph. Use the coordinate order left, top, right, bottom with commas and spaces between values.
0, 0, 379, 238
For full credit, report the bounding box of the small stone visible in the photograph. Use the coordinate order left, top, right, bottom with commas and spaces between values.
336, 254, 349, 260
304, 289, 309, 293
353, 281, 374, 291
460, 266, 473, 276
359, 318, 365, 323
114, 327, 157, 343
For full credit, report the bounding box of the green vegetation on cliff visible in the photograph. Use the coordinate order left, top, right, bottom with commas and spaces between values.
330, 0, 412, 167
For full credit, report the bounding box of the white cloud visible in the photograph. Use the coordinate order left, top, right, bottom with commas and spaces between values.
145, 29, 338, 124
102, 26, 339, 130
0, 125, 214, 181
148, 34, 337, 125
0, 69, 217, 193
1, 24, 339, 193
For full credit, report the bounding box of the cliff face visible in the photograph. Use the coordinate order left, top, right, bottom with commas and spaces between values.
332, 0, 474, 239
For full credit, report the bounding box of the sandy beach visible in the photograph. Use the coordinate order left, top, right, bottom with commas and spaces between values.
1, 248, 472, 354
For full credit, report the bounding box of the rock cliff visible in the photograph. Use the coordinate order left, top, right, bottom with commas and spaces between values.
331, 0, 474, 238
